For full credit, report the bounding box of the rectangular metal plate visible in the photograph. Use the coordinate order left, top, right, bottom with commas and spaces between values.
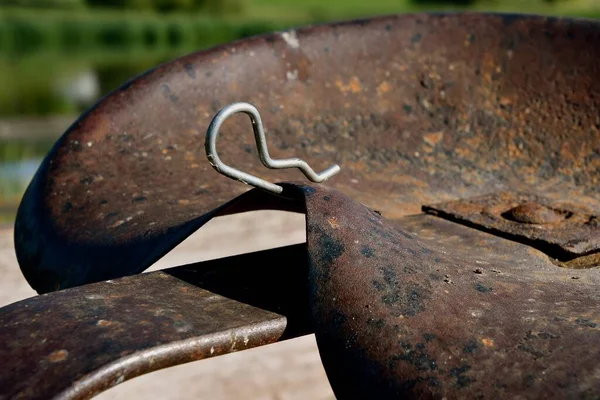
0, 244, 310, 400
423, 192, 600, 260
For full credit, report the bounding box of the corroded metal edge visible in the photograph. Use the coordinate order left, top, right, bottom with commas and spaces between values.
57, 321, 284, 400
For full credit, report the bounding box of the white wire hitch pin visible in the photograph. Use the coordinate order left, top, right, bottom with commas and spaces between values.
205, 102, 341, 194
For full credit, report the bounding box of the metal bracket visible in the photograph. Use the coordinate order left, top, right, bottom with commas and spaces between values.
423, 191, 600, 266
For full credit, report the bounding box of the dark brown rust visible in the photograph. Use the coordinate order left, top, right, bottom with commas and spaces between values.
7, 11, 600, 400
295, 184, 600, 399
14, 13, 600, 292
0, 244, 311, 400
423, 191, 600, 261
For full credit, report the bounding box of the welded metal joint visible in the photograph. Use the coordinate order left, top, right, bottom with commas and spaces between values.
205, 102, 341, 194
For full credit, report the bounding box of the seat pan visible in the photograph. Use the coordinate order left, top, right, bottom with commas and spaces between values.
14, 12, 600, 292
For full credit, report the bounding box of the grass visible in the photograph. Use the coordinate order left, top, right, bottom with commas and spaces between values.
242, 0, 600, 21
0, 7, 289, 53
0, 139, 56, 164
0, 7, 289, 116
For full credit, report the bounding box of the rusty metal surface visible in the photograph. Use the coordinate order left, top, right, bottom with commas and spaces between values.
5, 179, 600, 399
7, 11, 600, 400
15, 13, 600, 293
423, 191, 600, 261
294, 184, 600, 399
0, 244, 310, 400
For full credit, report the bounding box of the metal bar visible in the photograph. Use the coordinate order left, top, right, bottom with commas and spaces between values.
0, 244, 310, 400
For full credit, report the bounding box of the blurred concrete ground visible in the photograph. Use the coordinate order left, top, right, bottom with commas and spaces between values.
0, 211, 335, 400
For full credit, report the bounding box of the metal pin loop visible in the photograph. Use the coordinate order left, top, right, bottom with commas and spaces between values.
205, 102, 341, 194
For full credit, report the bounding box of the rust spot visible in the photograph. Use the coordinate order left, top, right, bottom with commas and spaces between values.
499, 96, 512, 107
349, 77, 361, 93
377, 81, 390, 95
184, 152, 195, 161
335, 76, 362, 94
328, 216, 340, 229
423, 131, 444, 147
481, 338, 495, 347
47, 349, 69, 363
96, 320, 113, 327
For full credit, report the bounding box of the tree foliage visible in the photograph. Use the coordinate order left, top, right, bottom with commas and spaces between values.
1, 0, 85, 8
83, 0, 246, 14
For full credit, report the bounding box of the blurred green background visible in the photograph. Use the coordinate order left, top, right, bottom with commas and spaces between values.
1, 0, 599, 223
